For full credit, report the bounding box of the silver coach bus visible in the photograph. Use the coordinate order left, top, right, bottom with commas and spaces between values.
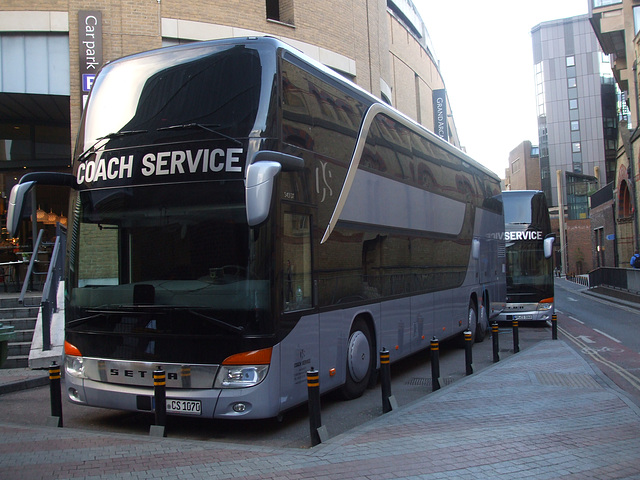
7, 37, 505, 419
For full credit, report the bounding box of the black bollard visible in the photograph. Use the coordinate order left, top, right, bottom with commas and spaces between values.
48, 362, 63, 427
380, 349, 392, 413
551, 313, 558, 340
307, 368, 323, 446
492, 322, 500, 363
150, 367, 167, 437
430, 337, 441, 391
512, 320, 520, 353
464, 330, 473, 375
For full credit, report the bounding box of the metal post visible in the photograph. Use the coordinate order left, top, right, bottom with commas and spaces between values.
380, 349, 392, 413
430, 337, 440, 391
492, 322, 500, 363
464, 330, 473, 375
150, 367, 167, 437
512, 320, 520, 353
48, 362, 63, 427
307, 368, 322, 446
552, 314, 558, 340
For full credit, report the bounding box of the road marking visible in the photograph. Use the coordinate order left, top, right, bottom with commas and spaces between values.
568, 297, 578, 302
568, 316, 584, 324
576, 335, 595, 344
593, 329, 622, 343
559, 326, 640, 392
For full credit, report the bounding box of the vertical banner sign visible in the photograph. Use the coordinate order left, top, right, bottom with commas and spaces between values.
78, 11, 103, 109
432, 89, 448, 142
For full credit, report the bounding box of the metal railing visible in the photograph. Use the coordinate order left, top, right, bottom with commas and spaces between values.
18, 229, 45, 304
588, 267, 640, 294
19, 224, 67, 351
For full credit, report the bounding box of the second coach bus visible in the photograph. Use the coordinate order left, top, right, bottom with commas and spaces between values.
8, 37, 505, 419
497, 190, 554, 324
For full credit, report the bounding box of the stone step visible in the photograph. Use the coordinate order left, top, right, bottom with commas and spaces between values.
3, 355, 28, 369
0, 296, 42, 309
0, 297, 42, 370
2, 316, 37, 328
10, 329, 34, 343
8, 341, 31, 358
0, 306, 41, 320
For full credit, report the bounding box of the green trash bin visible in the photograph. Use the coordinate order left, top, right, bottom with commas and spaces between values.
0, 323, 15, 367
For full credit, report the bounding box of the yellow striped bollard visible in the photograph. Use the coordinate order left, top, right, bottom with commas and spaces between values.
430, 337, 440, 391
307, 367, 322, 446
48, 362, 63, 427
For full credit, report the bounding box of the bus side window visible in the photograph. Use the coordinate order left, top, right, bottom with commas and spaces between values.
283, 213, 312, 311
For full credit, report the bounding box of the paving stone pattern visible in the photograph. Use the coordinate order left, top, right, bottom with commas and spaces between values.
0, 340, 639, 479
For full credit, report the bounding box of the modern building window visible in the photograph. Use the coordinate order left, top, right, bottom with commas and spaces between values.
266, 0, 294, 24
571, 120, 580, 131
572, 142, 581, 153
569, 99, 578, 110
568, 77, 577, 88
566, 56, 575, 67
593, 0, 622, 6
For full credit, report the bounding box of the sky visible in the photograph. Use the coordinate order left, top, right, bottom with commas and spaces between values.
413, 0, 590, 177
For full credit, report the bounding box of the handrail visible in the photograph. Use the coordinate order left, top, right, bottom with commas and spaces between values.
19, 229, 44, 304
40, 224, 66, 351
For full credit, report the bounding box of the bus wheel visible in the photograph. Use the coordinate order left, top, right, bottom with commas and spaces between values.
341, 318, 374, 400
476, 298, 488, 343
466, 300, 478, 346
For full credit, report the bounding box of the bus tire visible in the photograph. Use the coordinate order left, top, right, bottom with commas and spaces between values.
340, 317, 374, 400
466, 300, 478, 346
476, 296, 488, 343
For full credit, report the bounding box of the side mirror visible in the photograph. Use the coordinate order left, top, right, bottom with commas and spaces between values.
6, 181, 36, 237
245, 151, 304, 226
6, 172, 78, 237
245, 161, 281, 226
544, 236, 555, 259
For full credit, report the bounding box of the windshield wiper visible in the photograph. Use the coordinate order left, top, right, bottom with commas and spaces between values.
66, 313, 106, 328
157, 123, 242, 145
188, 309, 244, 334
72, 305, 245, 335
77, 130, 148, 162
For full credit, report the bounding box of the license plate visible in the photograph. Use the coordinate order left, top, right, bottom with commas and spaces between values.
166, 399, 202, 415
514, 315, 533, 320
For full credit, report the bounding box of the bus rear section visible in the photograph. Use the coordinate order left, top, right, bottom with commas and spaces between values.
498, 190, 554, 324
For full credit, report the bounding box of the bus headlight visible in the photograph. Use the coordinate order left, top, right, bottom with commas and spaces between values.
214, 365, 269, 388
64, 341, 86, 378
214, 347, 272, 388
537, 297, 554, 311
65, 355, 86, 378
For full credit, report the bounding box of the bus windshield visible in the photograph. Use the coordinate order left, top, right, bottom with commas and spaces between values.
78, 43, 263, 153
67, 181, 272, 335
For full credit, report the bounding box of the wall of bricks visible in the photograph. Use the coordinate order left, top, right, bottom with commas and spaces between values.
590, 200, 616, 267
565, 218, 593, 275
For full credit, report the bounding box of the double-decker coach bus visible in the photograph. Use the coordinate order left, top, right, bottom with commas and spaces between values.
7, 37, 505, 419
497, 190, 554, 324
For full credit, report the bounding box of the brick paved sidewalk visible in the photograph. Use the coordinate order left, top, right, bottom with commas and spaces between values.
1, 340, 639, 480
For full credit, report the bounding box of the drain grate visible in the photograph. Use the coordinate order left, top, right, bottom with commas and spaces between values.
535, 372, 601, 389
406, 377, 455, 387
